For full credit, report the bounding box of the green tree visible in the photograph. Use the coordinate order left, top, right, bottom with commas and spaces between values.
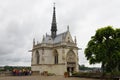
79, 65, 86, 70
85, 26, 120, 75
4, 66, 13, 71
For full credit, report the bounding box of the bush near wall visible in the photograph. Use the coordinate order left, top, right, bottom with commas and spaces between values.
72, 72, 101, 78
72, 72, 120, 79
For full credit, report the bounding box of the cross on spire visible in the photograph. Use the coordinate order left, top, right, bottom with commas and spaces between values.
53, 2, 55, 7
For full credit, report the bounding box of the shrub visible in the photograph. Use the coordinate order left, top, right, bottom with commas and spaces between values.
72, 72, 101, 78
47, 73, 56, 76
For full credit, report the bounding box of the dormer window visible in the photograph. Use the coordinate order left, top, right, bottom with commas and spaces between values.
68, 40, 70, 43
68, 37, 70, 42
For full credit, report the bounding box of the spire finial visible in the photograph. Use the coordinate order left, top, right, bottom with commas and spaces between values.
67, 25, 69, 31
33, 38, 35, 47
74, 36, 77, 44
46, 33, 47, 37
53, 2, 55, 7
42, 35, 45, 43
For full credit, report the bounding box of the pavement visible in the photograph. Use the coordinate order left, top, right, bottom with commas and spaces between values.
0, 75, 99, 80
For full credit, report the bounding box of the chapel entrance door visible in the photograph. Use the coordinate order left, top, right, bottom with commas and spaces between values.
67, 67, 74, 73
66, 50, 76, 74
67, 62, 76, 73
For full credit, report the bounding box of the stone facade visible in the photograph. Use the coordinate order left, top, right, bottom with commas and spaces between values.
31, 5, 79, 75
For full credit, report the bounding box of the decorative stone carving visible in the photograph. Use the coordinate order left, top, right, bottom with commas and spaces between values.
66, 51, 75, 62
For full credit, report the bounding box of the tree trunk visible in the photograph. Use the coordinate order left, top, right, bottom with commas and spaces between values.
101, 62, 105, 80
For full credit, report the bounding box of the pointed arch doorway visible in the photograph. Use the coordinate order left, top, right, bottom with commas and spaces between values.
66, 50, 76, 73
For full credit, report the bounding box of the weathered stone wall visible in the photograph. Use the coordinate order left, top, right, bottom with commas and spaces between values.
32, 65, 66, 75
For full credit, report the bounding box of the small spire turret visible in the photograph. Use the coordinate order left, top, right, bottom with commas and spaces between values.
74, 36, 77, 44
67, 25, 69, 31
42, 35, 45, 43
33, 38, 35, 47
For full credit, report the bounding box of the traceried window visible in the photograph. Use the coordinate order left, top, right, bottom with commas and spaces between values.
42, 48, 44, 55
68, 37, 70, 42
55, 54, 58, 64
36, 50, 39, 64
54, 50, 58, 64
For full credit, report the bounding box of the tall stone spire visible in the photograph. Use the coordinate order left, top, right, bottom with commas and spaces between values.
51, 3, 57, 39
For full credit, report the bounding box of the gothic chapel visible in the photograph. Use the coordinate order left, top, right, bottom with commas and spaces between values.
31, 5, 79, 75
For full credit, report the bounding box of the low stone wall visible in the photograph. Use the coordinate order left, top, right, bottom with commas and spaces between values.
32, 65, 66, 75
32, 71, 40, 75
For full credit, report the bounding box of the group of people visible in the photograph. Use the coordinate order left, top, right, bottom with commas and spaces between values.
12, 69, 32, 76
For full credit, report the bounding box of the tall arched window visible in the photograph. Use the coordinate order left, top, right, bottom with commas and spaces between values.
54, 50, 58, 64
36, 50, 39, 64
55, 53, 58, 64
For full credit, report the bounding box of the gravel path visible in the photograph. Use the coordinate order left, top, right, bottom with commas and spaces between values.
0, 75, 100, 80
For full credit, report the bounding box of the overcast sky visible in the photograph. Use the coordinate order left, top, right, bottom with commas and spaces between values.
0, 0, 120, 67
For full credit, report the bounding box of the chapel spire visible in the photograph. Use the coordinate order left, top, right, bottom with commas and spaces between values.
51, 3, 57, 39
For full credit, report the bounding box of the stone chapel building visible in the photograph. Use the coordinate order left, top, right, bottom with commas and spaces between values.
31, 5, 79, 75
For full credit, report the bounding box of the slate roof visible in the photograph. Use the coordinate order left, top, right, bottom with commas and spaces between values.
42, 31, 68, 44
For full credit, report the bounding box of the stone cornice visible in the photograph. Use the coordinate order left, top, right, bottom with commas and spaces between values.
31, 63, 65, 66
32, 46, 79, 52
